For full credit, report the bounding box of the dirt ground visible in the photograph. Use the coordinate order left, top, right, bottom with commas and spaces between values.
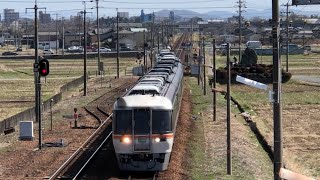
0, 77, 135, 179
250, 82, 320, 179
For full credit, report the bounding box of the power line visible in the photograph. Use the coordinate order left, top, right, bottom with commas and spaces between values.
102, 0, 223, 4
99, 6, 235, 10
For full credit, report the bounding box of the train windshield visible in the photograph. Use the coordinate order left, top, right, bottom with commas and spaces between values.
152, 110, 172, 133
115, 110, 132, 134
134, 109, 150, 134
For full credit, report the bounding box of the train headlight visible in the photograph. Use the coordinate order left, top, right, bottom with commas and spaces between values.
154, 137, 161, 143
121, 137, 131, 144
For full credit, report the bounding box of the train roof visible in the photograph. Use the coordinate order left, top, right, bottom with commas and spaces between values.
159, 49, 171, 53
115, 95, 172, 109
129, 85, 162, 95
158, 55, 177, 60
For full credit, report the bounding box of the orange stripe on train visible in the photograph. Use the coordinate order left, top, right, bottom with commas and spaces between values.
113, 133, 174, 139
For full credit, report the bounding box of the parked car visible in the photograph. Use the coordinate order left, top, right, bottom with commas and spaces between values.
2, 51, 18, 56
304, 45, 311, 51
43, 49, 54, 55
68, 46, 83, 53
86, 46, 96, 52
120, 47, 132, 51
96, 47, 111, 52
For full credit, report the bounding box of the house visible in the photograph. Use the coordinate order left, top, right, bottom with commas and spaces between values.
64, 32, 83, 47
38, 32, 59, 49
115, 28, 149, 50
292, 30, 314, 39
312, 26, 320, 38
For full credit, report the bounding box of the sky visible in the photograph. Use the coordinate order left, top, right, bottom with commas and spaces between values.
0, 0, 319, 19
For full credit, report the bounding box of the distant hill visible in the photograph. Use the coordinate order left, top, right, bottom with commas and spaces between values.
155, 9, 208, 19
154, 8, 320, 20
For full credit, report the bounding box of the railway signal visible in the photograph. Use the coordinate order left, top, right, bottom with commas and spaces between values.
39, 59, 49, 76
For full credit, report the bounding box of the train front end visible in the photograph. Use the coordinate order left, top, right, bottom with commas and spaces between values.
112, 95, 174, 171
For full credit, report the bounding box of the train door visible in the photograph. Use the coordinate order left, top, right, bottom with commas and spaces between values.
132, 109, 152, 152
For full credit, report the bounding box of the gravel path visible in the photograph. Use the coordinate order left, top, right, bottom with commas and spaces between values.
292, 75, 320, 84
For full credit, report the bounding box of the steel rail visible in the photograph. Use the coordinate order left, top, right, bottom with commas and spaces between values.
48, 115, 112, 180
72, 131, 113, 179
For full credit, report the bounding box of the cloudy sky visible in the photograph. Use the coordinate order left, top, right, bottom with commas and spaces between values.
0, 0, 319, 18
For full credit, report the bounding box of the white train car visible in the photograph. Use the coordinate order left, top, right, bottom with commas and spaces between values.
112, 53, 184, 171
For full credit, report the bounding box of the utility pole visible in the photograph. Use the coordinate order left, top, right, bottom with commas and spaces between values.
161, 21, 164, 49
157, 27, 160, 52
95, 0, 101, 74
143, 30, 146, 73
237, 0, 246, 63
53, 13, 59, 54
26, 0, 46, 150
226, 42, 232, 175
62, 18, 65, 55
116, 9, 120, 78
285, 3, 290, 72
203, 37, 206, 95
81, 1, 91, 96
191, 20, 193, 48
303, 20, 306, 48
272, 0, 282, 179
151, 12, 155, 67
198, 31, 201, 86
212, 39, 216, 122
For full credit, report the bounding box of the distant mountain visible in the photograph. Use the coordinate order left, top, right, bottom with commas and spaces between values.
205, 11, 236, 19
155, 9, 208, 19
154, 9, 271, 20
154, 8, 320, 20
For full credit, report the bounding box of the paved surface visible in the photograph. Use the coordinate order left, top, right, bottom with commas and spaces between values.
292, 75, 320, 85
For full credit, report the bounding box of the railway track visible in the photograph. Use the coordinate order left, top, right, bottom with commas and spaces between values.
127, 171, 159, 180
48, 116, 113, 180
84, 78, 138, 124
49, 35, 189, 179
48, 78, 137, 179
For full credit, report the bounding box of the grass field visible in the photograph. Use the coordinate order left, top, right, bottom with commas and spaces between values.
188, 48, 320, 178
0, 57, 138, 121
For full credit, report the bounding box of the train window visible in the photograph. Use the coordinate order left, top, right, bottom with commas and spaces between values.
152, 110, 172, 133
134, 109, 150, 134
115, 110, 132, 134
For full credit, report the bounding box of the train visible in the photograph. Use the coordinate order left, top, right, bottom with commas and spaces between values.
112, 49, 184, 171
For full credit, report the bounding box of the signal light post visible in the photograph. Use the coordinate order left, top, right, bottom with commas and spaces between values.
39, 59, 50, 76
27, 1, 47, 150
